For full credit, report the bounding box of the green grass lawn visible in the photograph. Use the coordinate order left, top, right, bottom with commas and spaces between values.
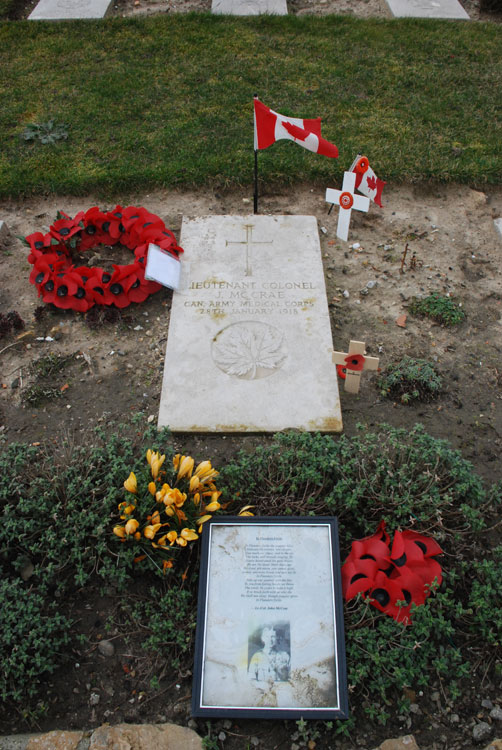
0, 13, 501, 197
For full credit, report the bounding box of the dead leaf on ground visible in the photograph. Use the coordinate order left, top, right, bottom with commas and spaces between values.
396, 314, 407, 328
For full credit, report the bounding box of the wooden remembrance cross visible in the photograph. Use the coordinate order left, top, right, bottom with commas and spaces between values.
332, 340, 379, 393
325, 171, 370, 242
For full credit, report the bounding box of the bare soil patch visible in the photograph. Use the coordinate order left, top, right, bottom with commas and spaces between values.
1, 183, 502, 747
111, 0, 501, 24
1, 183, 501, 478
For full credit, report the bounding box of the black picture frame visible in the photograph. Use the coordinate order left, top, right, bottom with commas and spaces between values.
191, 516, 348, 720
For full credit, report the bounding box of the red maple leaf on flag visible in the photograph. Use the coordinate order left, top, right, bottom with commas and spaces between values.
352, 158, 386, 206
282, 122, 308, 141
367, 175, 377, 191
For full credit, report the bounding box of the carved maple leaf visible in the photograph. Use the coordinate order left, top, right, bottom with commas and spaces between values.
212, 322, 286, 379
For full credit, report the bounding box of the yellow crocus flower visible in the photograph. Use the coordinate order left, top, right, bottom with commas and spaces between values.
205, 500, 221, 512
189, 475, 200, 493
123, 472, 137, 494
163, 488, 187, 508
150, 510, 161, 525
113, 525, 126, 538
204, 492, 222, 512
180, 527, 198, 541
177, 455, 194, 480
119, 502, 136, 519
238, 506, 255, 516
167, 531, 178, 545
194, 460, 211, 477
195, 461, 219, 483
173, 453, 181, 471
151, 454, 166, 480
197, 515, 212, 527
155, 483, 171, 503
125, 519, 139, 535
203, 471, 219, 485
146, 449, 164, 466
176, 536, 188, 547
144, 523, 162, 539
148, 481, 157, 496
152, 533, 169, 549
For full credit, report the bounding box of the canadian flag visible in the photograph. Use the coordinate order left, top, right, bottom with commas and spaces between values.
254, 97, 338, 159
350, 154, 386, 207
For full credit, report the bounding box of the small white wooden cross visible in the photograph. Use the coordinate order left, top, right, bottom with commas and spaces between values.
325, 172, 370, 242
333, 340, 379, 394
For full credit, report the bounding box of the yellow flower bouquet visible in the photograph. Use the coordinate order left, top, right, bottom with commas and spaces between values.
113, 450, 252, 574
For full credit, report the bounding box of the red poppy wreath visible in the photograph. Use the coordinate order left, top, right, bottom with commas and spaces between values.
24, 206, 183, 312
342, 520, 443, 625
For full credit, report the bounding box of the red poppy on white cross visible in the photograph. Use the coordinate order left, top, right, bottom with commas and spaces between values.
333, 340, 379, 394
325, 171, 370, 242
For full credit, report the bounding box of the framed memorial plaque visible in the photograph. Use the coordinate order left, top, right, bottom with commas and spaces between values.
192, 517, 348, 719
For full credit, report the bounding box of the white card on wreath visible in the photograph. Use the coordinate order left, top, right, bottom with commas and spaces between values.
145, 243, 181, 291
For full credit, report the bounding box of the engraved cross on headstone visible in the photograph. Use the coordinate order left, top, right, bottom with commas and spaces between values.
225, 223, 273, 277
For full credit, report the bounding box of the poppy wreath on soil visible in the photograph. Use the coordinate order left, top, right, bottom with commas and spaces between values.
25, 206, 183, 312
342, 520, 443, 625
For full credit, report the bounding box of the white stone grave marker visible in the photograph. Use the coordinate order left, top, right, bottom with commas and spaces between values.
29, 0, 113, 20
158, 215, 342, 432
212, 0, 287, 14
326, 172, 370, 242
384, 0, 469, 18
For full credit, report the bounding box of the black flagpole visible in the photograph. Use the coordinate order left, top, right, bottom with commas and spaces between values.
253, 94, 258, 214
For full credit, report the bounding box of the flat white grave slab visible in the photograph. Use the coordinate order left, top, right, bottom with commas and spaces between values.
212, 0, 287, 15
385, 0, 469, 18
29, 0, 113, 20
159, 215, 342, 433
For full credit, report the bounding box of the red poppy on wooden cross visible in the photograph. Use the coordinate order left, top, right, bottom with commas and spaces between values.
325, 171, 370, 242
333, 340, 379, 393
